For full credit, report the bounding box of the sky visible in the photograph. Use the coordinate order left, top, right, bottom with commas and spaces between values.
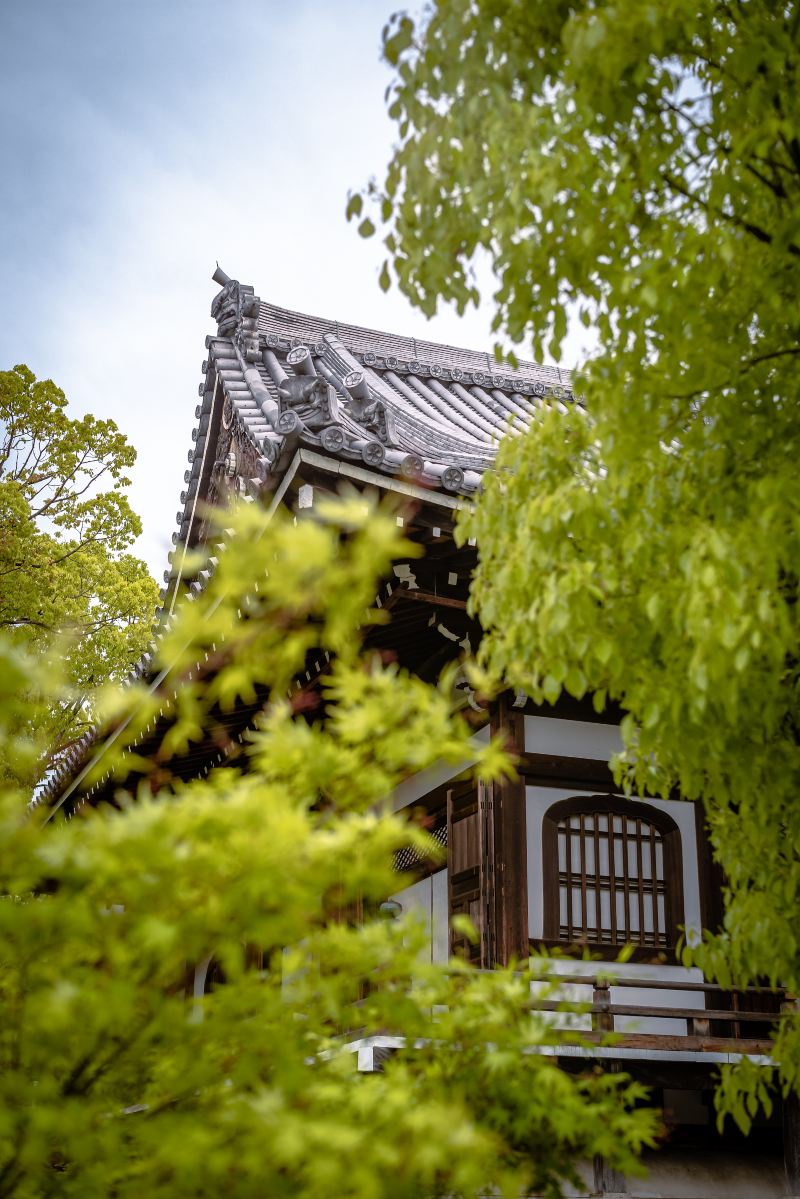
0, 0, 582, 581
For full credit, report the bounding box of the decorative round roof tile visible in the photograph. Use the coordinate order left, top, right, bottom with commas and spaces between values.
277, 410, 301, 434
399, 453, 424, 480
442, 465, 465, 491
321, 425, 345, 453
361, 440, 385, 466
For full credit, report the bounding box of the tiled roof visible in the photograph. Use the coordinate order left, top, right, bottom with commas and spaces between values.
198, 270, 574, 503
165, 271, 575, 595
33, 268, 573, 816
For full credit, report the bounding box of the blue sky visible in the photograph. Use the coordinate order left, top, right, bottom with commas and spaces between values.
0, 0, 577, 579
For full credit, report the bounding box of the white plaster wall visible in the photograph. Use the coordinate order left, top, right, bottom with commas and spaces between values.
527, 784, 705, 1035
389, 728, 489, 813
524, 715, 623, 760
390, 869, 449, 964
529, 978, 593, 1033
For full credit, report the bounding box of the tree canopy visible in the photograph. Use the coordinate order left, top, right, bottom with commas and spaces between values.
359, 0, 800, 1123
0, 365, 158, 777
0, 498, 657, 1198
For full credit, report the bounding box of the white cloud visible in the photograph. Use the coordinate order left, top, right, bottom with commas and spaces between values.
1, 0, 590, 581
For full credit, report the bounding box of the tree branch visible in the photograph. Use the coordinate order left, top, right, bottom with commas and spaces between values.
660, 170, 800, 257
0, 617, 57, 632
745, 346, 800, 369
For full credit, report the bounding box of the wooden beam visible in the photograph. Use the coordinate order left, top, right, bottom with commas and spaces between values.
563, 1030, 774, 1054
535, 999, 779, 1024
395, 588, 467, 610
520, 751, 615, 790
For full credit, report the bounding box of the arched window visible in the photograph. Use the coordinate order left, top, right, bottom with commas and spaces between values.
542, 796, 684, 953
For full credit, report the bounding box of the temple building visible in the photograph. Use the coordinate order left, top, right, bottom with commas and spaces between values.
40, 268, 793, 1197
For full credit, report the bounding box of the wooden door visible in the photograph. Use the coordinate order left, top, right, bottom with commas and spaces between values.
447, 781, 494, 966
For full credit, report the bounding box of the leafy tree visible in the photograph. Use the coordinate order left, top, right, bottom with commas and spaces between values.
0, 365, 158, 777
0, 499, 657, 1198
358, 0, 800, 1124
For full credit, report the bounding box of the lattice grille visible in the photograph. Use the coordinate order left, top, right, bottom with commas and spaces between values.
394, 823, 447, 873
556, 811, 668, 949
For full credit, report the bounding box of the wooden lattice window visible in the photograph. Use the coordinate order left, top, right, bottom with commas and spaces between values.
542, 796, 684, 953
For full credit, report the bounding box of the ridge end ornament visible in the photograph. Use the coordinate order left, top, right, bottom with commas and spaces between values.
342, 369, 394, 446
277, 375, 337, 432
210, 273, 261, 361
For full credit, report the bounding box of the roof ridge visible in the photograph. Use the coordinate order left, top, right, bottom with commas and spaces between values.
257, 296, 571, 385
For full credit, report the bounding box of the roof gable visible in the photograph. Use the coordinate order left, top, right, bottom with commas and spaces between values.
201, 270, 574, 502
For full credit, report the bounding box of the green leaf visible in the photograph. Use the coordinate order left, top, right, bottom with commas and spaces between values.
345, 192, 363, 221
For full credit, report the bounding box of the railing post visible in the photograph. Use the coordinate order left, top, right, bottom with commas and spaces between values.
593, 981, 613, 1034
690, 1013, 710, 1039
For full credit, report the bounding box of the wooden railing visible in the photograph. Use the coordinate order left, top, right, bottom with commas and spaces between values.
532, 974, 788, 1053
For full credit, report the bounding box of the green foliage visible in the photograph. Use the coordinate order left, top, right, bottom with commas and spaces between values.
0, 499, 658, 1197
366, 0, 800, 1122
0, 366, 158, 781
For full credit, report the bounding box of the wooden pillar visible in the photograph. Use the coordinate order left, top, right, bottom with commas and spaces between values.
693, 802, 726, 1032
593, 1060, 627, 1195
488, 695, 529, 965
784, 1090, 800, 1197
693, 801, 724, 935
593, 1154, 627, 1196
